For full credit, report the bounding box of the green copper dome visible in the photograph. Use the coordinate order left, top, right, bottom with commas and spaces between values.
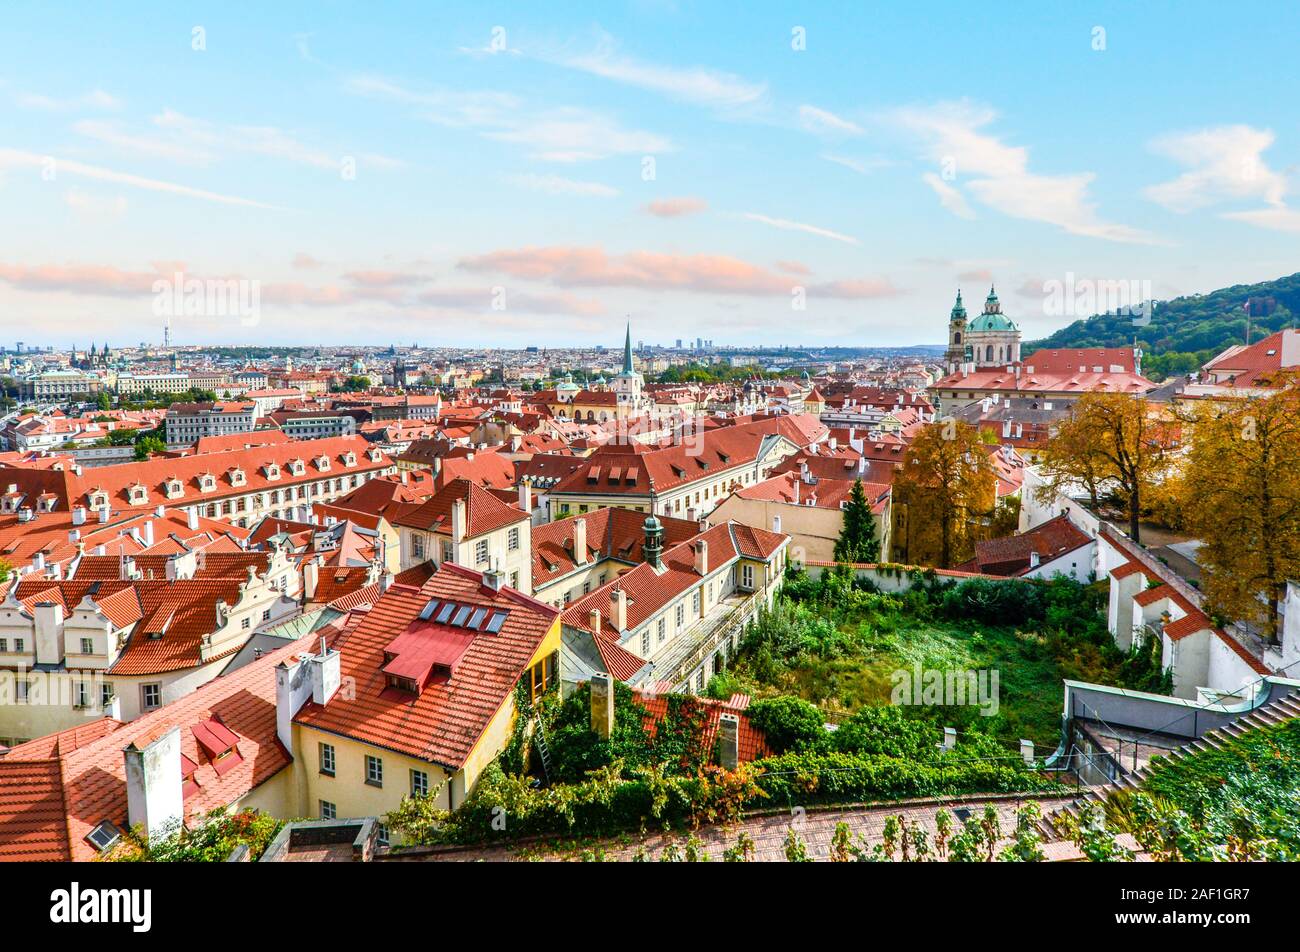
967, 312, 1018, 332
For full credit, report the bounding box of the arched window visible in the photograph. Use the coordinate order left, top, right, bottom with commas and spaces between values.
985, 344, 994, 362
953, 332, 961, 344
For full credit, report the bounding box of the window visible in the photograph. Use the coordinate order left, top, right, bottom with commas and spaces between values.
75, 681, 90, 708
241, 617, 251, 630
320, 800, 337, 820
526, 651, 557, 703
507, 527, 520, 551
15, 678, 28, 702
319, 743, 336, 776
509, 571, 519, 589
641, 631, 650, 655
100, 682, 114, 708
412, 535, 425, 559
377, 824, 390, 847
141, 683, 161, 710
410, 769, 429, 797
657, 618, 666, 644
742, 564, 754, 588
692, 590, 700, 614
262, 609, 272, 621
365, 755, 383, 787
475, 539, 489, 565
676, 604, 685, 627
0, 638, 8, 652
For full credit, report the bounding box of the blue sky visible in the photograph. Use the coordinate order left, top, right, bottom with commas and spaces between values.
2, 1, 1298, 348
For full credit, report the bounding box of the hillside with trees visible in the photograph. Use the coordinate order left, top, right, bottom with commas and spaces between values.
1030, 272, 1300, 380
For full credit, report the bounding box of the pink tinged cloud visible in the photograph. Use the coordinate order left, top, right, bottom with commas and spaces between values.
457, 246, 900, 299
645, 196, 708, 217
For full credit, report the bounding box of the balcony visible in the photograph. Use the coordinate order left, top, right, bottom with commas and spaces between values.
640, 589, 762, 691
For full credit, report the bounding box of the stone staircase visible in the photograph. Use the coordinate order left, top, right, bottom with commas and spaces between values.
1041, 691, 1300, 838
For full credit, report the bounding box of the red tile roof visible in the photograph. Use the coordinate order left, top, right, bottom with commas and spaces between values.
390, 478, 527, 538
293, 562, 559, 770
531, 507, 701, 588
960, 514, 1092, 576
633, 691, 771, 764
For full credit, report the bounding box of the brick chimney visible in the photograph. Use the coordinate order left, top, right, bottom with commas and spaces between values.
694, 539, 709, 577
589, 608, 602, 633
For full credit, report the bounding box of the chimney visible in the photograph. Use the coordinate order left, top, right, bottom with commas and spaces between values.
33, 602, 65, 666
518, 479, 532, 513
303, 560, 320, 601
98, 505, 111, 523
124, 727, 184, 843
610, 587, 628, 633
68, 529, 80, 544
483, 561, 505, 591
142, 520, 155, 547
72, 506, 86, 526
718, 712, 740, 770
573, 517, 588, 565
590, 672, 614, 740
33, 551, 45, 572
451, 497, 466, 544
275, 655, 313, 751
695, 539, 709, 577
187, 508, 200, 531
309, 638, 341, 705
155, 504, 166, 518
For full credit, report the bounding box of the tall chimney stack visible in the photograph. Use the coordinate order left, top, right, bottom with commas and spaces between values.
694, 539, 709, 577
124, 727, 184, 843
590, 672, 614, 740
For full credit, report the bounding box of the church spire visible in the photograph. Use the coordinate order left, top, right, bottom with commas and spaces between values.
622, 321, 633, 375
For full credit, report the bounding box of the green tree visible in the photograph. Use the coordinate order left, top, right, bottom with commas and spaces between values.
833, 478, 880, 564
134, 435, 166, 460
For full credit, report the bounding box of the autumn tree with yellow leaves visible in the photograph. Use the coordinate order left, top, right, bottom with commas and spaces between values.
1037, 393, 1173, 544
892, 419, 997, 568
1182, 388, 1300, 642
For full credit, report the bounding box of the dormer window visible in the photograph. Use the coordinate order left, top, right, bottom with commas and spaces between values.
264, 463, 281, 480
128, 484, 148, 504
88, 490, 108, 509
199, 474, 216, 492
229, 468, 246, 487
289, 459, 306, 476
367, 448, 383, 462
343, 452, 357, 467
192, 716, 244, 778
315, 455, 331, 472
166, 479, 184, 499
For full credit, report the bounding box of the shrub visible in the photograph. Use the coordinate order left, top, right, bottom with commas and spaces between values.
748, 696, 828, 753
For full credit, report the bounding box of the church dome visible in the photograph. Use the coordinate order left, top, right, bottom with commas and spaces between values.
967, 312, 1018, 332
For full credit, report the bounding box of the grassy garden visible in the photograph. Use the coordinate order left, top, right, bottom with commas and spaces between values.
706, 567, 1170, 750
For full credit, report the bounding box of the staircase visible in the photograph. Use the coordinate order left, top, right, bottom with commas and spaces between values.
1041, 691, 1300, 838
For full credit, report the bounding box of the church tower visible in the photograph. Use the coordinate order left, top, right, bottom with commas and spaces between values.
945, 290, 967, 373
966, 285, 1020, 367
611, 322, 644, 406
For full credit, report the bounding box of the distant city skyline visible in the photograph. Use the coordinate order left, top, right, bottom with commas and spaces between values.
3, 2, 1299, 347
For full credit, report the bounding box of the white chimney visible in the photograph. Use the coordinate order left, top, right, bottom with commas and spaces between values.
33, 602, 65, 666
451, 497, 466, 543
610, 587, 628, 633
275, 654, 315, 751
303, 560, 320, 601
142, 521, 155, 547
98, 506, 111, 523
573, 517, 588, 565
309, 641, 341, 705
518, 479, 532, 513
186, 508, 200, 531
124, 726, 184, 843
589, 608, 602, 633
695, 539, 709, 577
72, 506, 86, 526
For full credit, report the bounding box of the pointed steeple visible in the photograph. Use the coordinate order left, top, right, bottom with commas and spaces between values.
622, 321, 633, 375
984, 284, 1001, 313
950, 289, 967, 321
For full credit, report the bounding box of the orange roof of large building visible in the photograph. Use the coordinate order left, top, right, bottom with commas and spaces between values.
292, 562, 559, 770
531, 507, 701, 589
933, 347, 1156, 396
389, 477, 527, 538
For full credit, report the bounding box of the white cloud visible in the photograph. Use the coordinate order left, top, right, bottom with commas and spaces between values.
507, 173, 619, 197
551, 31, 765, 108
820, 153, 889, 175
799, 105, 862, 136
743, 212, 859, 245
921, 172, 975, 220
0, 148, 280, 209
347, 74, 668, 161
892, 100, 1155, 244
1145, 125, 1287, 211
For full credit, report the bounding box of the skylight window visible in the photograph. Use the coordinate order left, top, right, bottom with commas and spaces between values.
485, 611, 508, 633
86, 820, 121, 853
418, 599, 440, 621
435, 603, 455, 624
468, 607, 487, 629
451, 605, 472, 627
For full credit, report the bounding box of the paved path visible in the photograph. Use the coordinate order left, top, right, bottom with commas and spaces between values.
394, 793, 1081, 862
